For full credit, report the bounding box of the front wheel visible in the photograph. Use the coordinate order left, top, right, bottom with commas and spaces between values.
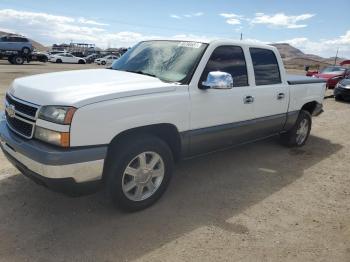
281, 110, 312, 147
105, 135, 174, 211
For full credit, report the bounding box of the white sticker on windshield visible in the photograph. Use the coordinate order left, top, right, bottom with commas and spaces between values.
178, 42, 202, 48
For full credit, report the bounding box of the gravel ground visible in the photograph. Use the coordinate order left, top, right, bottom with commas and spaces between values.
0, 62, 349, 262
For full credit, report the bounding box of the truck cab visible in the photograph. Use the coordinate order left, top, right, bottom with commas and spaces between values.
0, 39, 326, 211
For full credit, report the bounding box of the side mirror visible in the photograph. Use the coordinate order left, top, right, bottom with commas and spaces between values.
201, 71, 233, 90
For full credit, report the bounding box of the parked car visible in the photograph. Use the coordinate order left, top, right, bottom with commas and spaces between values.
0, 35, 33, 55
334, 77, 350, 101
85, 53, 104, 64
0, 39, 326, 211
311, 66, 350, 88
50, 53, 86, 64
95, 55, 120, 65
47, 51, 67, 59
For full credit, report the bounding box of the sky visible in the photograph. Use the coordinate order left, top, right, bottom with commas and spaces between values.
0, 0, 349, 58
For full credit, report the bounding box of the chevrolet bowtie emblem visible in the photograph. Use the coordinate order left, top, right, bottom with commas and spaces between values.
5, 104, 16, 118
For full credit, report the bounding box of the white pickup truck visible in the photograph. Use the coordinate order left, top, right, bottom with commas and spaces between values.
0, 39, 326, 211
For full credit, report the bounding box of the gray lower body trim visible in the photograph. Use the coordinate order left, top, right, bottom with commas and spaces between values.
0, 119, 107, 166
182, 113, 289, 157
283, 110, 300, 131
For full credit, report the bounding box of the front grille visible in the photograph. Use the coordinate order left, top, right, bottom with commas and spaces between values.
5, 111, 34, 137
5, 94, 38, 139
5, 93, 38, 118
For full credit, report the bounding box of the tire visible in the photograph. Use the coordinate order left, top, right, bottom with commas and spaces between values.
335, 95, 342, 101
101, 61, 106, 65
22, 47, 31, 55
281, 110, 312, 147
12, 56, 25, 65
56, 59, 62, 63
105, 135, 174, 211
78, 59, 85, 64
8, 57, 14, 64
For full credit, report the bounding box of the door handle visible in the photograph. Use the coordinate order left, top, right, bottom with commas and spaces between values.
243, 95, 254, 104
277, 93, 285, 100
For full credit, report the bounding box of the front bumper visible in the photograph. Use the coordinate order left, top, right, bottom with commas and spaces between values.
0, 117, 107, 195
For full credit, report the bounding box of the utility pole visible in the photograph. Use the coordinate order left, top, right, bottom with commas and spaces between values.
334, 48, 339, 65
240, 32, 243, 40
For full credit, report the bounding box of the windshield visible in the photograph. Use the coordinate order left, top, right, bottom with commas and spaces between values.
111, 40, 208, 83
320, 66, 346, 74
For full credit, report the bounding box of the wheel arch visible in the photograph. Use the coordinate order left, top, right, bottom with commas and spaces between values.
301, 101, 318, 115
103, 123, 183, 179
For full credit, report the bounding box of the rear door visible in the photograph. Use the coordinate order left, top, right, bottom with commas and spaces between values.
248, 47, 289, 136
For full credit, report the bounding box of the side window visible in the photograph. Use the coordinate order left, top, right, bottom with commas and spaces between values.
250, 48, 281, 85
200, 45, 248, 87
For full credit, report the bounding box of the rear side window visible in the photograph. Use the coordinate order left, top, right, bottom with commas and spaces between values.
250, 48, 281, 85
201, 45, 248, 87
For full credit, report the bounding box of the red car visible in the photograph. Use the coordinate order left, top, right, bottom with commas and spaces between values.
310, 66, 350, 88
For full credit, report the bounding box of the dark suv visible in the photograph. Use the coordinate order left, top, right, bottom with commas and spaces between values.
0, 35, 33, 55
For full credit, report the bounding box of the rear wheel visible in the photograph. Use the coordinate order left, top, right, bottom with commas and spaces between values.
281, 110, 312, 147
56, 59, 62, 63
78, 59, 85, 64
105, 135, 174, 211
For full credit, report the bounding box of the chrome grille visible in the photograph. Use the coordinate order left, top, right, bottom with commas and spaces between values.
5, 93, 38, 118
5, 94, 39, 139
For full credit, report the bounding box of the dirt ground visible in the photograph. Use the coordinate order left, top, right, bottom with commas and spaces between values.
0, 61, 349, 262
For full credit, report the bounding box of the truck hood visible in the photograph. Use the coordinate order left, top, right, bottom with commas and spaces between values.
9, 69, 178, 107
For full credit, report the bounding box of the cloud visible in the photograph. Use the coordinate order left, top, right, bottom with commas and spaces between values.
170, 14, 181, 19
170, 12, 204, 19
0, 9, 140, 47
250, 12, 315, 29
219, 13, 243, 25
278, 31, 350, 57
0, 8, 348, 58
77, 17, 109, 26
0, 9, 109, 43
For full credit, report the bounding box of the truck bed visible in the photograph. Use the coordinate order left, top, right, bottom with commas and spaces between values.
287, 74, 326, 85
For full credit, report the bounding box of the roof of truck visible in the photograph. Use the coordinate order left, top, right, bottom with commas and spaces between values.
142, 38, 275, 49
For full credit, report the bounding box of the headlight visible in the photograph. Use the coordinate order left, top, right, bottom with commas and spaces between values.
38, 106, 76, 124
34, 126, 70, 147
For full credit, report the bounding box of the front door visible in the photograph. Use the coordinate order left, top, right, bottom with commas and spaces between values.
188, 45, 255, 155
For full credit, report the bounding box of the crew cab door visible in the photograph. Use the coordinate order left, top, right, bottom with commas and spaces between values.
188, 45, 255, 155
247, 48, 289, 136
